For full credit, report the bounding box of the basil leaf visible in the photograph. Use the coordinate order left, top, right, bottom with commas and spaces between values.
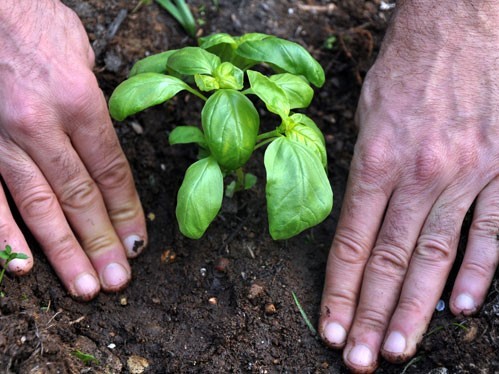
169, 126, 206, 147
236, 37, 325, 87
194, 74, 219, 91
286, 113, 327, 167
214, 62, 244, 90
247, 70, 290, 119
198, 33, 236, 50
176, 157, 223, 239
199, 33, 268, 69
269, 74, 313, 109
129, 50, 178, 77
202, 89, 259, 170
167, 47, 221, 75
265, 137, 333, 239
109, 73, 191, 121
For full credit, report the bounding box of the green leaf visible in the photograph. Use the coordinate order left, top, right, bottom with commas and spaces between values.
0, 252, 8, 260
109, 73, 191, 121
129, 50, 178, 77
176, 157, 223, 239
199, 33, 269, 69
247, 70, 290, 118
202, 89, 260, 170
194, 74, 219, 91
265, 137, 333, 239
236, 37, 325, 87
167, 47, 221, 76
214, 62, 244, 90
285, 113, 327, 167
244, 173, 257, 189
169, 126, 206, 146
198, 33, 236, 50
269, 74, 314, 109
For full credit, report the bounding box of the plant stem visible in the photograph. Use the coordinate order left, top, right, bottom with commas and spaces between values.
254, 137, 276, 150
185, 87, 208, 101
257, 129, 281, 142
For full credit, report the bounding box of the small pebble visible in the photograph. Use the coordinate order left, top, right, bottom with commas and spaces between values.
120, 297, 128, 306
248, 283, 265, 300
200, 268, 207, 277
127, 355, 149, 374
264, 303, 277, 315
208, 297, 218, 305
436, 299, 445, 312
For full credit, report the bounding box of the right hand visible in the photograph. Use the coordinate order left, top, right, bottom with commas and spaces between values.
319, 1, 499, 371
0, 0, 147, 300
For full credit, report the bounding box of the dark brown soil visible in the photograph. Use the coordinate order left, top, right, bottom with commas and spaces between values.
1, 1, 498, 373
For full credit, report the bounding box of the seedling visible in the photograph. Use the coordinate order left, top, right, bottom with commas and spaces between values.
0, 245, 29, 295
72, 350, 99, 366
109, 33, 333, 240
156, 0, 196, 37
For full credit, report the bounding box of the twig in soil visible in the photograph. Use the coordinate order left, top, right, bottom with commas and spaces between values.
92, 9, 128, 59
292, 291, 317, 337
297, 3, 336, 15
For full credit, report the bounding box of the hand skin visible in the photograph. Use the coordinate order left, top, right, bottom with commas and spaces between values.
0, 1, 147, 300
319, 1, 499, 372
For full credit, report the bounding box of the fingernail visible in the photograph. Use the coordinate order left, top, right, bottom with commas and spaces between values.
124, 235, 145, 257
7, 258, 29, 273
383, 331, 406, 354
455, 293, 475, 311
324, 322, 347, 345
102, 263, 129, 289
348, 344, 373, 367
74, 273, 99, 297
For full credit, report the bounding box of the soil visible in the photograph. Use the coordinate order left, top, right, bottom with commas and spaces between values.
1, 1, 498, 373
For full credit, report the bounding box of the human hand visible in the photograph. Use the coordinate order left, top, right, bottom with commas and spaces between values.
0, 1, 147, 300
319, 1, 499, 372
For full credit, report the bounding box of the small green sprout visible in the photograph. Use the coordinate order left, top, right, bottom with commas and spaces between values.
292, 291, 317, 336
72, 350, 100, 366
109, 33, 333, 240
156, 0, 196, 37
0, 245, 29, 293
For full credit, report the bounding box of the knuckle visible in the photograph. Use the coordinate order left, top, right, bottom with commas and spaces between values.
413, 147, 444, 184
396, 296, 426, 320
470, 215, 499, 236
94, 154, 132, 190
323, 287, 358, 312
60, 179, 100, 212
108, 202, 142, 225
81, 233, 115, 255
48, 234, 80, 263
461, 258, 497, 280
368, 245, 410, 276
57, 73, 101, 116
20, 188, 58, 220
353, 138, 395, 186
333, 229, 372, 265
354, 307, 388, 333
414, 234, 455, 265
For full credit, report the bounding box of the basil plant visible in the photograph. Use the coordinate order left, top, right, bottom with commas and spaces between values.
109, 33, 333, 240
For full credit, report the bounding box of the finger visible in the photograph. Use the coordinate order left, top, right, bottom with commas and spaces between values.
0, 182, 33, 275
319, 137, 396, 348
0, 148, 100, 300
450, 175, 499, 315
64, 86, 147, 258
342, 180, 440, 372
19, 132, 132, 292
381, 185, 476, 362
